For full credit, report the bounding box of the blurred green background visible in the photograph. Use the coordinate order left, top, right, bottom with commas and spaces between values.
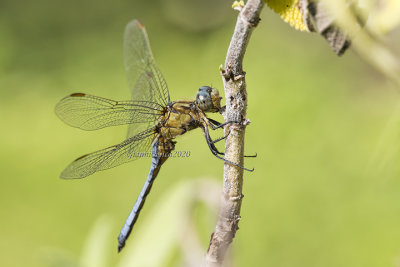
1, 0, 400, 266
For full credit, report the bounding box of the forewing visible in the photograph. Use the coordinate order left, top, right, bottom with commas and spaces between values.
60, 129, 156, 179
55, 93, 163, 131
124, 19, 170, 109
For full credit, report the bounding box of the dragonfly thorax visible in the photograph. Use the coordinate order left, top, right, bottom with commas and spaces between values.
158, 101, 200, 140
195, 86, 222, 113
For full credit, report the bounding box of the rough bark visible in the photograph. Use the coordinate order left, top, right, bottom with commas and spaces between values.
204, 1, 264, 266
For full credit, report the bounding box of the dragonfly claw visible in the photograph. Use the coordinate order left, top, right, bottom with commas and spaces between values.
244, 152, 257, 158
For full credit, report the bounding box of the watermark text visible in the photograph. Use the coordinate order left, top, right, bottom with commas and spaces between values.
126, 150, 191, 159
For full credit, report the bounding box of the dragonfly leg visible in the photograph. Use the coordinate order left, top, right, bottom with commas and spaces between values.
208, 118, 223, 129
211, 130, 230, 144
208, 120, 240, 130
207, 129, 257, 158
203, 126, 254, 172
208, 128, 257, 158
206, 135, 225, 156
245, 152, 257, 158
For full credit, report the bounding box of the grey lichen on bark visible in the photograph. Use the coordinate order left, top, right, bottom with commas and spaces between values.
204, 0, 264, 266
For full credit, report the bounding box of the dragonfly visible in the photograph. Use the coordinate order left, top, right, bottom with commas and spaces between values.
55, 19, 253, 252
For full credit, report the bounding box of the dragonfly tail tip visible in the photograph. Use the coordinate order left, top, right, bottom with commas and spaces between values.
118, 243, 125, 253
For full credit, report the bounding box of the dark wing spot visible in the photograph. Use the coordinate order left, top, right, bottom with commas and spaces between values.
74, 154, 89, 161
70, 93, 86, 97
146, 72, 153, 78
136, 20, 144, 29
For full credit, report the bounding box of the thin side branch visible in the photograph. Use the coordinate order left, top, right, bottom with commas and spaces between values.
204, 0, 264, 266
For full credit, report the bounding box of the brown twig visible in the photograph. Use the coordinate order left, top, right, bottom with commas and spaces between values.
204, 0, 264, 266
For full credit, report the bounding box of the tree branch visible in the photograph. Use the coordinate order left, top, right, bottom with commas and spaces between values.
204, 1, 264, 266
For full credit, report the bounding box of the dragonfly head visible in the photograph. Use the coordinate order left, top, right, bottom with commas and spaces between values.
196, 86, 222, 113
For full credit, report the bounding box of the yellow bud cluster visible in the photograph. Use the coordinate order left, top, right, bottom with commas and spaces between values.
264, 0, 309, 31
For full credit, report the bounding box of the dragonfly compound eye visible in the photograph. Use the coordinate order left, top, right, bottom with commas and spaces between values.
196, 86, 220, 112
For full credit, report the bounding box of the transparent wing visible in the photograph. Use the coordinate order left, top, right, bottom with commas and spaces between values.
61, 128, 156, 179
55, 93, 163, 131
124, 19, 170, 137
124, 20, 170, 106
